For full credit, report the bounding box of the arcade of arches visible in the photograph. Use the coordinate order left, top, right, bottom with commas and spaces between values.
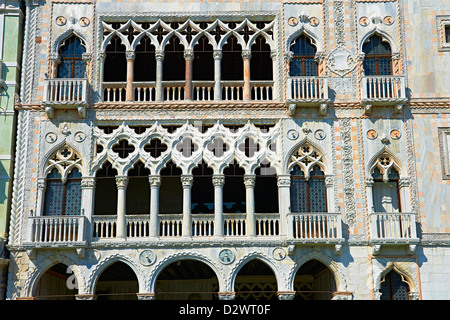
32, 258, 411, 300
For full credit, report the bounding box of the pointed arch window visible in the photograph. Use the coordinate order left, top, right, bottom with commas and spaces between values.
44, 168, 82, 216
289, 34, 318, 76
371, 153, 401, 213
362, 34, 392, 75
380, 270, 410, 300
57, 36, 86, 78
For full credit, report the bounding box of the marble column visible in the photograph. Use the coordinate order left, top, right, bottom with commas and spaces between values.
181, 174, 194, 237
244, 174, 256, 237
35, 178, 46, 216
212, 174, 225, 237
155, 50, 164, 102
277, 175, 291, 237
115, 176, 128, 239
213, 50, 222, 101
184, 49, 194, 101
242, 50, 252, 101
98, 52, 106, 101
125, 51, 135, 102
149, 175, 161, 238
81, 177, 96, 243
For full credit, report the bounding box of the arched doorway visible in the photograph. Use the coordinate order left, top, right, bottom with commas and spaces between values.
234, 259, 278, 300
294, 259, 336, 300
34, 263, 77, 300
155, 259, 219, 300
95, 261, 139, 300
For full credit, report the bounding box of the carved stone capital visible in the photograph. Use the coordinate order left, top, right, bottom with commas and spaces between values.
37, 178, 46, 191
115, 176, 129, 189
213, 50, 222, 60
126, 51, 135, 61
149, 175, 161, 187
180, 174, 194, 188
184, 49, 194, 61
155, 50, 165, 60
241, 49, 252, 60
277, 291, 296, 300
212, 174, 225, 187
399, 177, 410, 188
277, 175, 291, 187
243, 174, 256, 188
81, 177, 96, 189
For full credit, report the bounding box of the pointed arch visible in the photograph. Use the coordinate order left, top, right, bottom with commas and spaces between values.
373, 261, 418, 296
286, 137, 328, 178
41, 142, 84, 182
286, 27, 322, 54
53, 28, 89, 55
359, 28, 398, 55
366, 146, 405, 178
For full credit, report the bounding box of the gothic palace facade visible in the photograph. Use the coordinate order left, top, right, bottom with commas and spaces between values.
3, 0, 450, 300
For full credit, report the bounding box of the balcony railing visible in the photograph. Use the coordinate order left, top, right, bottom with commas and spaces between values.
288, 212, 343, 242
286, 76, 329, 102
369, 212, 418, 241
43, 78, 88, 105
102, 80, 274, 103
26, 216, 87, 244
361, 75, 406, 103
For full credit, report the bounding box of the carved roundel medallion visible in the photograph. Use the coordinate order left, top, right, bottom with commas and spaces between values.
45, 132, 58, 144
219, 249, 235, 265
287, 129, 299, 140
384, 16, 395, 26
314, 129, 326, 140
359, 16, 369, 27
309, 17, 319, 27
288, 17, 298, 27
272, 247, 286, 261
56, 16, 67, 26
80, 17, 90, 27
367, 129, 378, 140
74, 131, 86, 143
390, 129, 401, 140
139, 250, 157, 266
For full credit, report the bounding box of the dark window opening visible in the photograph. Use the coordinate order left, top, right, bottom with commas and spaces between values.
126, 161, 150, 215
128, 125, 150, 134
255, 163, 278, 214
95, 262, 139, 300
57, 36, 86, 78
446, 25, 450, 43
104, 35, 127, 82
94, 161, 118, 215
98, 125, 119, 134
362, 34, 392, 75
289, 34, 318, 76
294, 259, 336, 300
191, 162, 214, 214
163, 36, 185, 81
250, 36, 272, 80
160, 161, 183, 214
223, 161, 246, 213
35, 263, 77, 300
290, 165, 327, 213
234, 259, 278, 301
221, 36, 243, 81
193, 36, 214, 81
134, 36, 156, 82
380, 270, 410, 300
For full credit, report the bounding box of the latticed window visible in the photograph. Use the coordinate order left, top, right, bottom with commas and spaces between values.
57, 36, 86, 78
44, 168, 82, 216
380, 270, 410, 300
290, 165, 327, 213
362, 34, 392, 75
289, 34, 318, 76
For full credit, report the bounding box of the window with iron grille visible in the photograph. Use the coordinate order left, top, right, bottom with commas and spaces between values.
362, 35, 392, 76
290, 165, 327, 213
289, 35, 318, 76
44, 168, 82, 216
57, 36, 86, 78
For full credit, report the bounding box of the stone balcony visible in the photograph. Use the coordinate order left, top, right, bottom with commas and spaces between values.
369, 212, 419, 254
43, 78, 89, 118
360, 75, 407, 114
102, 80, 274, 103
285, 76, 329, 116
